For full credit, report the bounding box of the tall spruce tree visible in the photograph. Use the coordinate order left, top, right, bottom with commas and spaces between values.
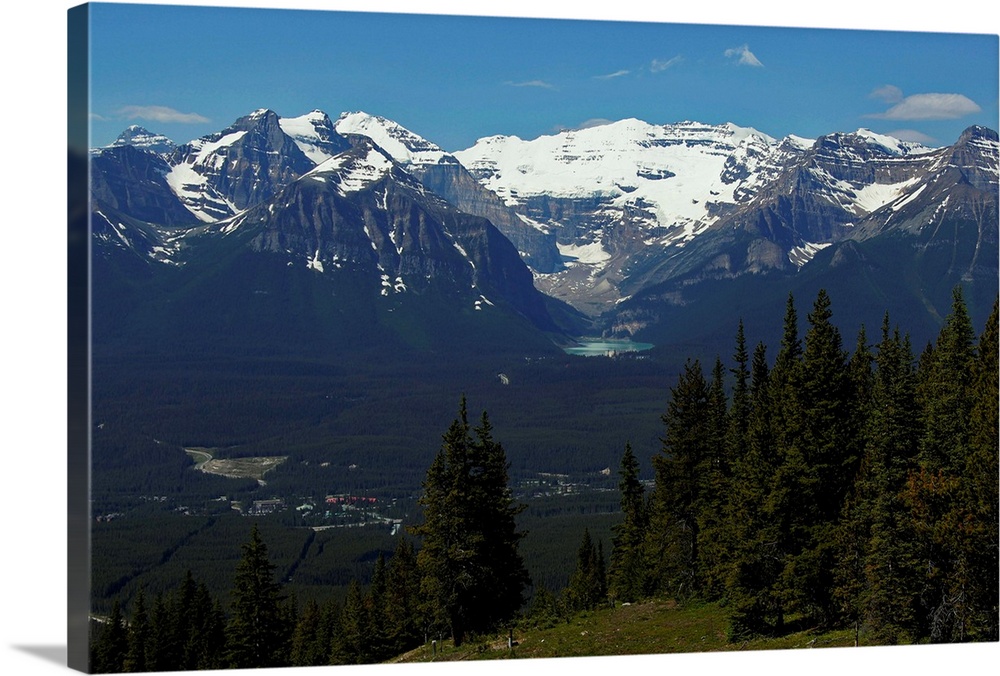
963, 297, 999, 640
566, 528, 607, 611
411, 398, 529, 646
226, 525, 288, 669
773, 290, 855, 627
835, 316, 922, 643
726, 342, 785, 639
384, 537, 422, 654
908, 287, 979, 641
608, 442, 648, 603
335, 579, 370, 664
92, 600, 128, 673
647, 359, 711, 599
123, 588, 151, 673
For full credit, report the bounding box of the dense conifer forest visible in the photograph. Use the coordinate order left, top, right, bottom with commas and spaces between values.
89, 287, 998, 671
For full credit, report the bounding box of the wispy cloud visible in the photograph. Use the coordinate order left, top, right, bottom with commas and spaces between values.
884, 129, 938, 145
869, 85, 904, 104
594, 69, 630, 80
576, 118, 615, 130
553, 118, 615, 134
724, 44, 764, 67
650, 56, 682, 73
866, 89, 982, 120
505, 79, 556, 89
117, 105, 210, 124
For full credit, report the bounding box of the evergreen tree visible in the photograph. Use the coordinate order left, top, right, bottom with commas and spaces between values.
608, 442, 648, 603
918, 286, 977, 472
92, 600, 128, 673
384, 538, 422, 655
171, 571, 198, 671
908, 287, 979, 641
290, 599, 330, 666
963, 298, 999, 640
835, 315, 922, 643
123, 588, 151, 673
566, 528, 606, 611
148, 592, 172, 671
335, 579, 370, 664
365, 553, 390, 661
774, 290, 856, 627
726, 342, 784, 638
190, 582, 227, 670
647, 359, 710, 599
411, 398, 529, 646
699, 357, 732, 598
225, 524, 288, 668
527, 584, 562, 628
728, 319, 752, 473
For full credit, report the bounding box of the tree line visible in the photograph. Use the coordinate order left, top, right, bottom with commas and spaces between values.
605, 287, 998, 644
90, 286, 997, 671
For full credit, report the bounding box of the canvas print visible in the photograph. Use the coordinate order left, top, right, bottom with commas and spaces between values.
68, 2, 999, 673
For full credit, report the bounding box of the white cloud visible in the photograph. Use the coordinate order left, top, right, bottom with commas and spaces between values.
869, 84, 904, 104
867, 92, 982, 120
650, 56, 682, 72
575, 118, 615, 129
594, 69, 630, 80
117, 105, 210, 124
505, 79, 556, 89
553, 118, 615, 134
884, 129, 938, 144
724, 44, 763, 67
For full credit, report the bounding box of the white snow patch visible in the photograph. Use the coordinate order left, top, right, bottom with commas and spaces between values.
307, 249, 324, 273
890, 183, 927, 211
308, 147, 393, 194
558, 240, 611, 265
788, 241, 833, 267
279, 111, 337, 165
852, 177, 922, 214
455, 119, 778, 231
336, 112, 448, 166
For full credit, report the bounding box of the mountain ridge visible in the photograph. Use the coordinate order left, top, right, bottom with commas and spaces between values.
90, 109, 998, 354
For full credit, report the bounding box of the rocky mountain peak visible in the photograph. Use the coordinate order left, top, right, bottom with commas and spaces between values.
109, 125, 176, 155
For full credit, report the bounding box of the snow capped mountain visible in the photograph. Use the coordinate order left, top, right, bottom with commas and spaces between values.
90, 111, 561, 346
108, 125, 176, 155
335, 111, 563, 273
304, 143, 397, 195
335, 111, 452, 167
278, 110, 352, 165
89, 108, 997, 352
453, 119, 806, 313
165, 109, 316, 222
455, 119, 783, 242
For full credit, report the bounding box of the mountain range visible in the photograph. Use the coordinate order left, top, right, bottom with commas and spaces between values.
88, 108, 999, 358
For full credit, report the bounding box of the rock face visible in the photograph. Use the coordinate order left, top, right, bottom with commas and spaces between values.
335, 112, 562, 273
91, 144, 194, 227
165, 109, 316, 221
109, 125, 176, 155
90, 110, 560, 353
455, 122, 997, 326
227, 136, 554, 328
454, 120, 805, 310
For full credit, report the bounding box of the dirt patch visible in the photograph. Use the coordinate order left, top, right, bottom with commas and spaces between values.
198, 456, 287, 480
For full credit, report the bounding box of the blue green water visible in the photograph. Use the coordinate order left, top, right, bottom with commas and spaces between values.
562, 339, 654, 357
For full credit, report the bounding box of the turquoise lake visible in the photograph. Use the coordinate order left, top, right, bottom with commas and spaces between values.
562, 339, 654, 357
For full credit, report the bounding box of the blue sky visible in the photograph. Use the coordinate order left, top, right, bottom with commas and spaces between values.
86, 2, 998, 151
